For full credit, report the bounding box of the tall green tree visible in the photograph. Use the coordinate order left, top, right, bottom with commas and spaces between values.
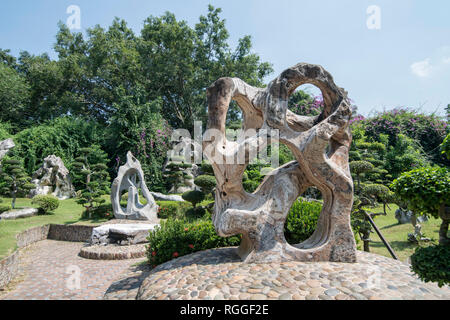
0, 157, 35, 208
72, 146, 110, 218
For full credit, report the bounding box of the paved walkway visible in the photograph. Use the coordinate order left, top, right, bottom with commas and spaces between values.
0, 240, 145, 300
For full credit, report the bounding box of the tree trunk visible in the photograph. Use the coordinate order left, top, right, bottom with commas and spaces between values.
11, 193, 16, 209
363, 239, 370, 252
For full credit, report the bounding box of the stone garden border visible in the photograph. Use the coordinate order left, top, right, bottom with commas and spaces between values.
0, 224, 98, 289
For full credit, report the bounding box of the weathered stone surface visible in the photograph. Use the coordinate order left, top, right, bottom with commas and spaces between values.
79, 243, 147, 260
395, 208, 428, 224
90, 224, 159, 246
0, 208, 38, 220
204, 63, 356, 263
111, 152, 159, 221
0, 138, 15, 160
150, 192, 184, 202
29, 155, 76, 200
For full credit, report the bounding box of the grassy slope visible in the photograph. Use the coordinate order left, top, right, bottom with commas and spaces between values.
0, 197, 109, 259
363, 204, 442, 262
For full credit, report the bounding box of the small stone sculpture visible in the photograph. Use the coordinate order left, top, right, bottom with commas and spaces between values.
204, 63, 357, 263
395, 208, 428, 224
29, 155, 76, 200
111, 152, 159, 221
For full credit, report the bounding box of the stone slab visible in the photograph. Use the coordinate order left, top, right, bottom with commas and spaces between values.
0, 208, 38, 220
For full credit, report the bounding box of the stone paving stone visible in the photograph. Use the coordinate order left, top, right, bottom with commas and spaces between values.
0, 240, 144, 300
117, 248, 450, 301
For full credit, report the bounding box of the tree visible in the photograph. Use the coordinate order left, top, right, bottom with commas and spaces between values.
350, 160, 374, 191
182, 190, 205, 209
0, 157, 35, 208
0, 63, 30, 130
391, 167, 450, 246
72, 146, 110, 218
441, 133, 450, 160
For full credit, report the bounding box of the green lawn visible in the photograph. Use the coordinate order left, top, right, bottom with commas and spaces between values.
363, 204, 443, 262
0, 197, 109, 259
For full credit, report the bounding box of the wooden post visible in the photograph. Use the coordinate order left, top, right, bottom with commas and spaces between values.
365, 212, 399, 260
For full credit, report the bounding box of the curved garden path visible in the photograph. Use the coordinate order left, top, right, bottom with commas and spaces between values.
0, 240, 145, 300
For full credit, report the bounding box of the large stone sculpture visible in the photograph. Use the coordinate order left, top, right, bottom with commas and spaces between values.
204, 63, 357, 263
111, 152, 159, 221
29, 155, 76, 200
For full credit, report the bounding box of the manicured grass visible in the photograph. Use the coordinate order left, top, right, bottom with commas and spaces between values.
0, 197, 110, 259
363, 204, 443, 262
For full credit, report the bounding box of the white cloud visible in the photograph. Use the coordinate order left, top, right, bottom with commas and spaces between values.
443, 57, 450, 64
410, 58, 432, 78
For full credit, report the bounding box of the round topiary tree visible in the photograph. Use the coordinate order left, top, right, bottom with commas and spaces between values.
194, 175, 217, 197
350, 160, 374, 191
391, 166, 450, 246
182, 190, 205, 209
31, 194, 60, 214
72, 146, 110, 218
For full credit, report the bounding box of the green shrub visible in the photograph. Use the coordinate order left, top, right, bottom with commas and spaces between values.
182, 190, 205, 208
156, 201, 190, 219
0, 205, 11, 213
284, 198, 322, 244
243, 180, 260, 193
147, 219, 241, 267
194, 175, 217, 194
185, 207, 207, 220
31, 195, 60, 214
81, 203, 114, 220
410, 245, 450, 288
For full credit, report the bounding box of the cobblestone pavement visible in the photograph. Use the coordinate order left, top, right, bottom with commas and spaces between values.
0, 240, 145, 300
124, 248, 449, 300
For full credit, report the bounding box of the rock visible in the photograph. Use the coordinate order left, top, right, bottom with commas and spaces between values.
395, 209, 428, 224
0, 138, 15, 160
0, 208, 38, 220
111, 152, 159, 221
204, 63, 357, 264
150, 192, 184, 202
90, 223, 159, 245
29, 155, 76, 200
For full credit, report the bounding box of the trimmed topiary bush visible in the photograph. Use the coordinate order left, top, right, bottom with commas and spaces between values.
284, 198, 322, 244
194, 175, 217, 195
391, 166, 450, 245
182, 190, 205, 208
147, 219, 241, 267
410, 245, 450, 288
31, 195, 60, 214
156, 201, 191, 219
81, 203, 114, 220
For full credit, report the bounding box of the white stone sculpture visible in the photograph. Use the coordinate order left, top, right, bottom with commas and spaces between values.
111, 152, 159, 221
29, 155, 76, 200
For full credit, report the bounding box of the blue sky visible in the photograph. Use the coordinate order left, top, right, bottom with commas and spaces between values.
1, 0, 449, 117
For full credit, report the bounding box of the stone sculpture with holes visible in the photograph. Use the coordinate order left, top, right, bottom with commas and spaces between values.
204, 62, 357, 263
111, 152, 159, 221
